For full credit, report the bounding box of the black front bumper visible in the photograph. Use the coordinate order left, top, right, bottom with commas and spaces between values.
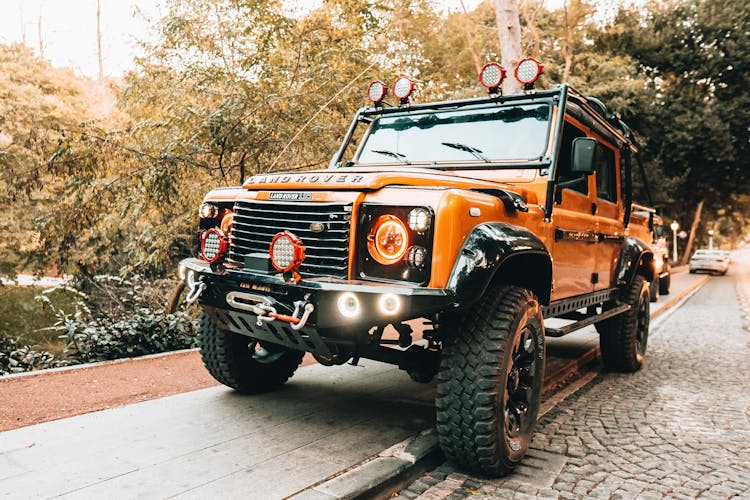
179, 258, 455, 355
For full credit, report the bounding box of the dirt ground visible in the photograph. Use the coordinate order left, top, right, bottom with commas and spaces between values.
0, 350, 315, 432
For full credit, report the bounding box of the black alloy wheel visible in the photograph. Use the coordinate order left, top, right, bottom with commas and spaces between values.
505, 325, 539, 444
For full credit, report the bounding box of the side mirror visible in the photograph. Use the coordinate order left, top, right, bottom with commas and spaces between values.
571, 137, 597, 175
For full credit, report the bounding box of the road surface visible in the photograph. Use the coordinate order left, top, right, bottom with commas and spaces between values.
400, 250, 750, 498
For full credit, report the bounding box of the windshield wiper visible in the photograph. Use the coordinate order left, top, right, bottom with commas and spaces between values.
370, 149, 411, 164
441, 142, 490, 162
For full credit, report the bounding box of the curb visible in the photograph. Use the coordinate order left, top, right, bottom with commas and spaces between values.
0, 348, 199, 381
289, 430, 443, 500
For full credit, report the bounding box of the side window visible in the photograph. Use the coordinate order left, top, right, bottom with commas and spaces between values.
556, 122, 588, 196
594, 144, 617, 202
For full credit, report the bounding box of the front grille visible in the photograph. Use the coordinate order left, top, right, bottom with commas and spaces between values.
228, 200, 352, 279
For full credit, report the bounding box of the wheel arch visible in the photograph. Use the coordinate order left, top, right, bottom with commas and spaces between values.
613, 237, 655, 286
446, 223, 553, 307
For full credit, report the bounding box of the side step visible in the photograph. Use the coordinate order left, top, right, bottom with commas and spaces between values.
544, 304, 631, 337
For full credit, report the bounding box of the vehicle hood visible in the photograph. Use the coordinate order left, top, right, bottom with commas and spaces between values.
242, 166, 534, 198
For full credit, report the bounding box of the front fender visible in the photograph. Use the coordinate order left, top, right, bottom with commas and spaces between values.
613, 237, 654, 286
446, 223, 552, 307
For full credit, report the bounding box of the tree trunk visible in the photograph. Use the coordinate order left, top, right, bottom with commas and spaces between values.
518, 1, 541, 56
459, 0, 482, 76
494, 0, 523, 95
680, 200, 703, 266
97, 0, 104, 81
37, 15, 44, 59
561, 1, 572, 81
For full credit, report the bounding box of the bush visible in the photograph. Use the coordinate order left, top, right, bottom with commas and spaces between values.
60, 308, 199, 363
0, 274, 198, 375
0, 335, 58, 375
49, 275, 199, 364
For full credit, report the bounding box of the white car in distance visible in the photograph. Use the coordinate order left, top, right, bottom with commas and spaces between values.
689, 249, 730, 275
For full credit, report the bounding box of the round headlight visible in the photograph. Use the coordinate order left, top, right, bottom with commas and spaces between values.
199, 202, 219, 219
392, 76, 415, 101
269, 231, 305, 272
367, 215, 409, 265
515, 57, 544, 85
367, 80, 388, 104
479, 62, 506, 90
201, 228, 228, 263
220, 210, 234, 235
408, 208, 431, 232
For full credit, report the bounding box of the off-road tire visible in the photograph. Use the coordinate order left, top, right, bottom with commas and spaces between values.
659, 264, 671, 295
436, 285, 545, 477
599, 275, 649, 372
199, 313, 304, 393
649, 275, 659, 302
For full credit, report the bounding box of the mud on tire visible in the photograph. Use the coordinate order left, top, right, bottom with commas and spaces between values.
599, 275, 650, 372
436, 285, 545, 476
199, 313, 304, 393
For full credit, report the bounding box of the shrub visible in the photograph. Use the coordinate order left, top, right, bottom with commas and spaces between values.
46, 275, 199, 364
0, 335, 58, 375
59, 308, 199, 363
0, 275, 199, 375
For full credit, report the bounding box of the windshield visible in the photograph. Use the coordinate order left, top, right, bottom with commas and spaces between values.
355, 103, 551, 165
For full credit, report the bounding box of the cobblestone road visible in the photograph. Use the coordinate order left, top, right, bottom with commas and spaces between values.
400, 252, 750, 499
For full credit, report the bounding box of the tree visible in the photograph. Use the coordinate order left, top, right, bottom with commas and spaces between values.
0, 43, 113, 274
599, 0, 750, 247
495, 0, 523, 94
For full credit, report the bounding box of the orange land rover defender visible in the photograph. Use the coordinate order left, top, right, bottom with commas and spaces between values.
177, 61, 656, 476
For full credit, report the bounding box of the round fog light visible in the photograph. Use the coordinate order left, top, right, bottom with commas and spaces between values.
337, 292, 361, 318
406, 246, 428, 268
378, 293, 401, 316
201, 228, 228, 263
269, 231, 305, 272
408, 208, 431, 232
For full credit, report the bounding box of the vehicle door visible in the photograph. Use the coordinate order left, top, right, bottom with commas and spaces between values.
592, 141, 624, 290
550, 120, 598, 300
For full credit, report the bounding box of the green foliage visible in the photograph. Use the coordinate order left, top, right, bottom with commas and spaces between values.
38, 275, 199, 365
0, 277, 199, 375
0, 336, 57, 375
596, 0, 750, 235
58, 308, 198, 364
0, 285, 79, 348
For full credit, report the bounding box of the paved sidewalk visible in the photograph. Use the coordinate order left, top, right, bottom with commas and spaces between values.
400, 259, 750, 498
